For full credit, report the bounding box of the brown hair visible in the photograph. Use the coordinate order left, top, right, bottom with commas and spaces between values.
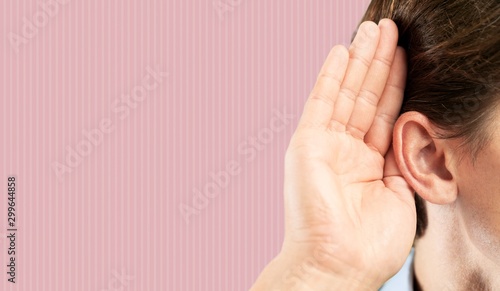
358, 0, 500, 237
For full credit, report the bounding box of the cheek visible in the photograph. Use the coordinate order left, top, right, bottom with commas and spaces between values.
455, 146, 500, 258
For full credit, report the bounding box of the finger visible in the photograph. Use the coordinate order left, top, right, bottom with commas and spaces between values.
365, 47, 407, 155
329, 21, 380, 131
383, 147, 415, 201
346, 19, 399, 139
383, 146, 403, 177
298, 45, 349, 128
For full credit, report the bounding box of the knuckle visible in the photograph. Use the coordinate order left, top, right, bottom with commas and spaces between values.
338, 87, 358, 102
346, 124, 365, 139
385, 82, 405, 92
372, 55, 393, 68
375, 112, 397, 125
349, 51, 372, 68
358, 89, 380, 106
308, 92, 334, 107
328, 119, 346, 132
317, 72, 342, 87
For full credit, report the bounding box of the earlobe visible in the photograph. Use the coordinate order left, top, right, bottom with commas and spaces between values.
393, 112, 458, 205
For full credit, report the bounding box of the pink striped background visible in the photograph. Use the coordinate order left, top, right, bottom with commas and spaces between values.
1, 0, 370, 290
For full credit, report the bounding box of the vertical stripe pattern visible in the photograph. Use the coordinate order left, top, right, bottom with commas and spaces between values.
0, 0, 370, 290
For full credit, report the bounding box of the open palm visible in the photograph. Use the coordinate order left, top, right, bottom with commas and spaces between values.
282, 19, 416, 287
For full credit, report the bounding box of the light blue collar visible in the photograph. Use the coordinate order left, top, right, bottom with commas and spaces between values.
379, 249, 414, 291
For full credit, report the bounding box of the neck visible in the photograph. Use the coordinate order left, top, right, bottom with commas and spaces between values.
413, 202, 500, 291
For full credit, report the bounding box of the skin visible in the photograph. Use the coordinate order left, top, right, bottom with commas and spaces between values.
394, 111, 500, 290
251, 17, 500, 290
251, 19, 415, 290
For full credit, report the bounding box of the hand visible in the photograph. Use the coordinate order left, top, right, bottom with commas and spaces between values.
252, 19, 416, 290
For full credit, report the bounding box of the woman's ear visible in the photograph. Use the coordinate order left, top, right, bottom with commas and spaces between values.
392, 111, 458, 204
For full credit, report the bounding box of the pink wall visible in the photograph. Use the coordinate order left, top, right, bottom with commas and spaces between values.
1, 0, 370, 290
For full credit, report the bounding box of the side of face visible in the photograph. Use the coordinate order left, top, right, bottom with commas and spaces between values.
453, 113, 500, 260
392, 108, 500, 261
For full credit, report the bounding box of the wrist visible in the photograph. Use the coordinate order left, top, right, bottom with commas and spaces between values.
251, 251, 381, 291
